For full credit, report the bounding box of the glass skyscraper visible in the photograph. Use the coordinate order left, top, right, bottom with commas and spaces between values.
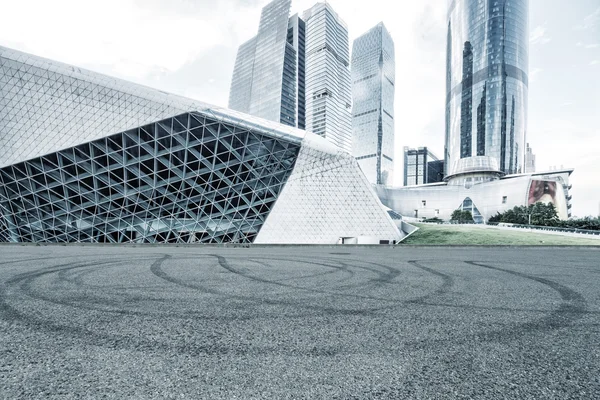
445, 0, 529, 177
352, 22, 395, 185
303, 3, 352, 153
524, 142, 536, 173
403, 147, 440, 187
229, 0, 306, 129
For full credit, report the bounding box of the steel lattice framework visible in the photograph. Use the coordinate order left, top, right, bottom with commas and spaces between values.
0, 45, 403, 245
0, 112, 300, 243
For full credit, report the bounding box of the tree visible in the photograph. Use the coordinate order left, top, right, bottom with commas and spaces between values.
532, 203, 559, 226
488, 212, 502, 223
451, 209, 474, 224
490, 203, 560, 226
500, 206, 528, 225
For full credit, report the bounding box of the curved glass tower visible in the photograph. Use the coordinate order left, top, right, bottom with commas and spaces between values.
445, 0, 529, 178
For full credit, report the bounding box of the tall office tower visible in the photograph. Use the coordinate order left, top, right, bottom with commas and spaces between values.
288, 14, 307, 130
427, 160, 445, 184
229, 0, 306, 128
445, 0, 529, 177
404, 147, 441, 186
524, 143, 536, 173
303, 3, 352, 153
352, 23, 396, 186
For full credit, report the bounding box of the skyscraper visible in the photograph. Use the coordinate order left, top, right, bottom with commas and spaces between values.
352, 22, 396, 186
445, 0, 529, 177
303, 3, 352, 153
403, 147, 441, 186
524, 143, 536, 173
229, 0, 305, 128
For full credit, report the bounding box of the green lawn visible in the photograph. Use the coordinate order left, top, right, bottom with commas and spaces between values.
401, 224, 600, 246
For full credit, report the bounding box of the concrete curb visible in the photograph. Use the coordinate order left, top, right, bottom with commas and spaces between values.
0, 243, 599, 249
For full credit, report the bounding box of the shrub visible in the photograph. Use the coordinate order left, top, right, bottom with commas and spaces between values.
450, 210, 474, 224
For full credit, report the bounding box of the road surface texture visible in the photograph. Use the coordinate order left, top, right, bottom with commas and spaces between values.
0, 245, 599, 399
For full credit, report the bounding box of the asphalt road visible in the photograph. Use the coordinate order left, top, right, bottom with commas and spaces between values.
0, 246, 599, 399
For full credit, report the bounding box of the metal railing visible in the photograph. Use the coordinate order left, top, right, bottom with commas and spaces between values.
487, 222, 600, 236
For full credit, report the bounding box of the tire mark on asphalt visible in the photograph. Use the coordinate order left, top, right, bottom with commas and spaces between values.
225, 256, 465, 314
0, 260, 117, 326
219, 255, 388, 285
322, 257, 401, 287
232, 258, 402, 303
406, 260, 455, 304
0, 256, 246, 355
56, 257, 161, 290
151, 254, 374, 316
13, 254, 268, 322
0, 256, 79, 267
248, 257, 355, 284
0, 260, 141, 321
149, 254, 222, 295
465, 261, 588, 334
402, 260, 590, 350
14, 258, 178, 318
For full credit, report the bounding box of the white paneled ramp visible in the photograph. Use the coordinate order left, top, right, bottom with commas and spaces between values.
256, 133, 402, 244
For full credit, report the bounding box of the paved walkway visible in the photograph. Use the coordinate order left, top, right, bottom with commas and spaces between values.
1, 246, 599, 399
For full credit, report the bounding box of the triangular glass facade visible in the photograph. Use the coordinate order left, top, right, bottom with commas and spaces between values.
0, 112, 300, 243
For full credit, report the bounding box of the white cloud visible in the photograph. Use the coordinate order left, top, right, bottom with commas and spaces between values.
530, 25, 551, 45
529, 67, 544, 82
590, 60, 600, 65
574, 7, 600, 30
0, 0, 261, 79
576, 42, 599, 49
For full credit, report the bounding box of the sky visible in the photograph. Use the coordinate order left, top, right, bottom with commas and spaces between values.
0, 0, 598, 216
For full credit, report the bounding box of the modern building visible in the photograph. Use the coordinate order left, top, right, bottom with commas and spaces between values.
404, 147, 443, 186
229, 1, 352, 153
378, 0, 574, 223
445, 0, 529, 178
352, 22, 395, 186
303, 3, 353, 153
379, 166, 573, 223
524, 143, 536, 173
0, 45, 404, 244
427, 160, 445, 185
374, 0, 573, 223
229, 0, 306, 129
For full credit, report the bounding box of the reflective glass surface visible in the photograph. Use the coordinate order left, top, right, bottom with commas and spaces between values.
229, 0, 298, 126
0, 112, 300, 244
229, 37, 257, 114
303, 3, 352, 153
445, 0, 529, 176
403, 148, 439, 186
351, 23, 395, 186
248, 0, 292, 123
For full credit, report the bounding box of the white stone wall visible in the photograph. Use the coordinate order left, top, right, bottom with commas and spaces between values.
256, 133, 402, 244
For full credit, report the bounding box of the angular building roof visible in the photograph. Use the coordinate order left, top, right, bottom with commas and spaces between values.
0, 45, 305, 168
0, 45, 402, 244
